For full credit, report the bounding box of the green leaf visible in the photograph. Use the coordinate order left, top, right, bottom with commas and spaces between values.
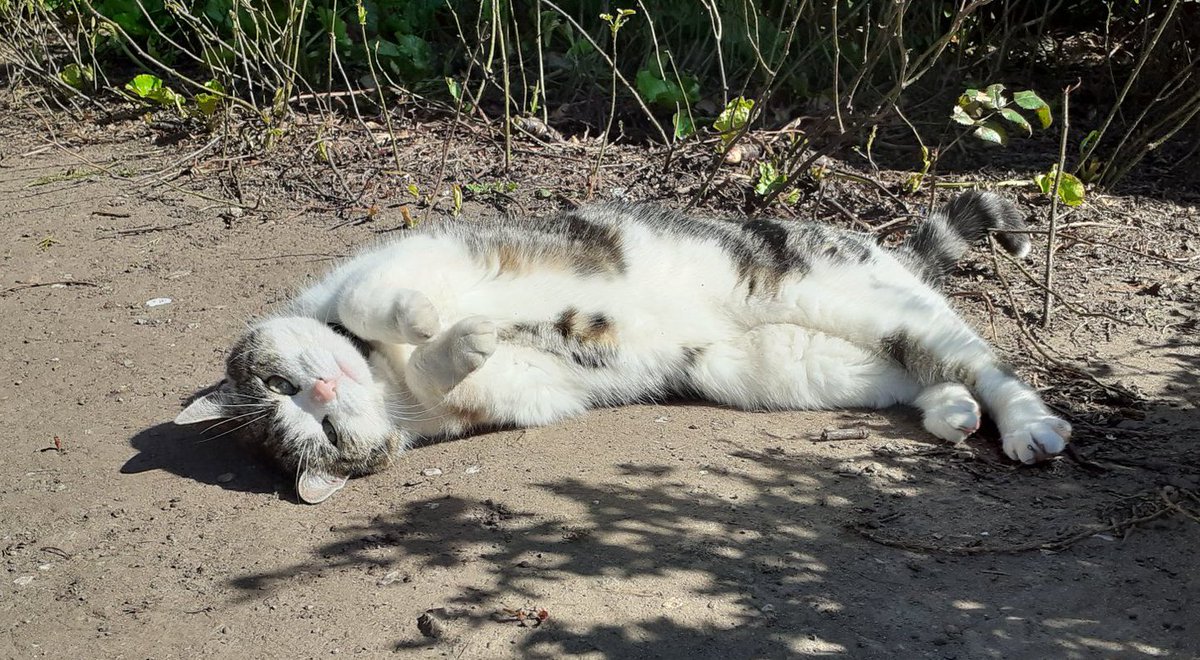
445, 77, 461, 102
1034, 166, 1086, 206
985, 83, 1006, 108
1079, 129, 1099, 155
1012, 90, 1051, 128
1034, 105, 1052, 129
195, 79, 225, 116
1058, 172, 1085, 206
714, 96, 754, 144
59, 63, 93, 90
635, 68, 699, 108
1034, 171, 1052, 195
196, 93, 220, 115
972, 121, 1007, 146
754, 161, 785, 197
125, 73, 162, 98
672, 111, 695, 140
635, 69, 670, 105
998, 107, 1031, 135
950, 104, 976, 126
1011, 89, 1046, 110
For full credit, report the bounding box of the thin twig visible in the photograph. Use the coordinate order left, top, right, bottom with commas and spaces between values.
1044, 81, 1079, 328
3, 280, 100, 295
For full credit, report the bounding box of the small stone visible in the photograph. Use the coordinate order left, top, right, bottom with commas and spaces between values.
417, 610, 447, 639
464, 465, 481, 475
217, 472, 235, 483
145, 297, 173, 307
13, 576, 34, 586
376, 571, 407, 587
421, 468, 443, 477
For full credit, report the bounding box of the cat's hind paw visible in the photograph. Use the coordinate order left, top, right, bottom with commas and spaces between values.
1001, 416, 1071, 464
447, 316, 497, 373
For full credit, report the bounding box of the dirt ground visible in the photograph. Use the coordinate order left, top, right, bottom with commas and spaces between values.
1, 108, 1198, 659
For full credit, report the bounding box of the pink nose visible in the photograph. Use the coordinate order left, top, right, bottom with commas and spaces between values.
313, 378, 337, 404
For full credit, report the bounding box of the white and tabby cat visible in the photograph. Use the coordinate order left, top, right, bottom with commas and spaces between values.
176, 192, 1070, 503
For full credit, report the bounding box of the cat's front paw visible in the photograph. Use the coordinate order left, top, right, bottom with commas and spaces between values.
1001, 416, 1071, 463
447, 316, 497, 372
916, 383, 980, 444
392, 290, 441, 344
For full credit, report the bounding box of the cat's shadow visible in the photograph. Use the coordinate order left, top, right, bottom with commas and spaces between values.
121, 386, 286, 497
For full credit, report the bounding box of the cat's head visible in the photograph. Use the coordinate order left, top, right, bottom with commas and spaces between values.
175, 317, 398, 504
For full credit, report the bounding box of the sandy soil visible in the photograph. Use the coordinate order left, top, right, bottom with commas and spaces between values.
1, 115, 1198, 659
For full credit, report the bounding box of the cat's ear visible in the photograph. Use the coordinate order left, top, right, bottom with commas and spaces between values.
175, 384, 237, 425
296, 470, 348, 504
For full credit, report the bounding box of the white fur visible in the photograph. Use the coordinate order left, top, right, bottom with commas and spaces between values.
254, 318, 396, 463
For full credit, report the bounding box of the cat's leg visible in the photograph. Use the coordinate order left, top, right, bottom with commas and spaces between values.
689, 324, 985, 443
294, 235, 480, 344
336, 283, 441, 345
766, 261, 1070, 462
404, 316, 590, 430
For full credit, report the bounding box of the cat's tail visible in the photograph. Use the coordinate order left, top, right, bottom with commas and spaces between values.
901, 191, 1031, 282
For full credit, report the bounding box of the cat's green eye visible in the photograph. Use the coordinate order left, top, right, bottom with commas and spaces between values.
265, 375, 299, 395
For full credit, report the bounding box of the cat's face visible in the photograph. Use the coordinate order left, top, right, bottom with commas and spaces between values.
175, 317, 397, 503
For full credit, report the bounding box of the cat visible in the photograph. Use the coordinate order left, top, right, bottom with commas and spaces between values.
175, 192, 1070, 504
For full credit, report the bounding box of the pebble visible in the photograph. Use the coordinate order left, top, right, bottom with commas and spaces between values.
217, 472, 235, 483
13, 576, 34, 586
417, 610, 447, 639
421, 468, 443, 477
376, 571, 409, 587
464, 465, 481, 475
145, 297, 173, 307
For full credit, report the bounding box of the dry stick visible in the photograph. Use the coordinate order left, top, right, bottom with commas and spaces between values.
1078, 0, 1181, 174
2, 281, 100, 295
813, 428, 869, 442
1043, 81, 1078, 328
1003, 229, 1200, 273
538, 0, 668, 145
687, 2, 805, 208
495, 0, 512, 171
986, 237, 1132, 400
830, 168, 910, 213
423, 51, 481, 224
589, 13, 629, 199
992, 238, 1127, 325
534, 0, 548, 124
